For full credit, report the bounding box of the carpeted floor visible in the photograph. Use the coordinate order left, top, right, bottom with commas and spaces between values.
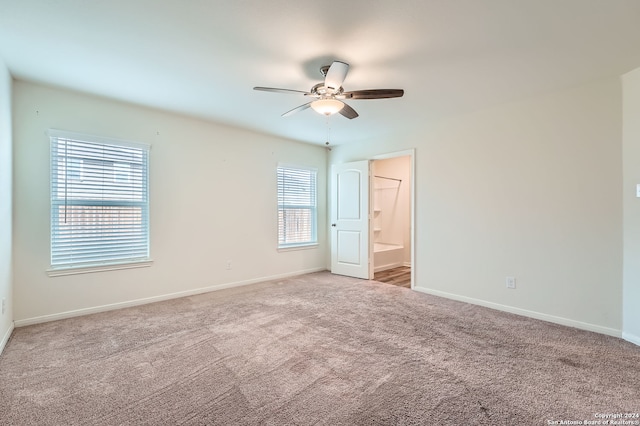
0, 272, 638, 425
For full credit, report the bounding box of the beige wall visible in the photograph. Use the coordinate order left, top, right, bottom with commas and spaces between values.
622, 67, 640, 345
12, 81, 328, 324
0, 58, 13, 351
331, 77, 623, 335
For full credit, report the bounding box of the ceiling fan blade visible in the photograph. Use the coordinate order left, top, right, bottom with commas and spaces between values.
282, 102, 312, 117
324, 61, 349, 93
254, 87, 310, 95
338, 102, 359, 119
341, 89, 404, 99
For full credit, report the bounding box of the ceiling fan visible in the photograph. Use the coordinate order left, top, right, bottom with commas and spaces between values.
253, 61, 404, 119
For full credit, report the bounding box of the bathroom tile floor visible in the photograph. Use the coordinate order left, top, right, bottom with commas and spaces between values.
373, 266, 411, 288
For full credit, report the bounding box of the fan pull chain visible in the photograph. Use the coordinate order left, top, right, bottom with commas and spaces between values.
325, 115, 332, 151
326, 115, 330, 143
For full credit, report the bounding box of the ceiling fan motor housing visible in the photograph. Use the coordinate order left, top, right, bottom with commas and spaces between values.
311, 83, 343, 98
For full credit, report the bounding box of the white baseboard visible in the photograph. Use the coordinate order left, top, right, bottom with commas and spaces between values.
413, 286, 622, 338
622, 331, 640, 347
0, 322, 14, 356
14, 267, 327, 328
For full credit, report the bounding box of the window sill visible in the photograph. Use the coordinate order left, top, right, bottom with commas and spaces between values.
47, 259, 154, 277
277, 243, 318, 253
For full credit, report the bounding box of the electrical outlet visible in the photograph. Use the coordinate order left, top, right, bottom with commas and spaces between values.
226, 260, 232, 270
506, 276, 516, 289
1, 298, 5, 315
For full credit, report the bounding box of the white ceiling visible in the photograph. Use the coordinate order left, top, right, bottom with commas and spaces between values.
1, 0, 640, 146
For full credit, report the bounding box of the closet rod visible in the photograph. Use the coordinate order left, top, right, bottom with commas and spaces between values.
374, 175, 402, 182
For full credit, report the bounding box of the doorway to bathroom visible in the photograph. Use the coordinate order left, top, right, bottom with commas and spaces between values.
329, 150, 414, 286
371, 154, 412, 288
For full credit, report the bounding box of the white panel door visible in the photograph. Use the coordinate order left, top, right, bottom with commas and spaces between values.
330, 160, 370, 279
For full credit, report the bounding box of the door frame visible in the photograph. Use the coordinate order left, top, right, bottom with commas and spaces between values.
370, 149, 415, 289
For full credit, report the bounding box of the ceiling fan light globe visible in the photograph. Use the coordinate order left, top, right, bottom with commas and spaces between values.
311, 99, 344, 116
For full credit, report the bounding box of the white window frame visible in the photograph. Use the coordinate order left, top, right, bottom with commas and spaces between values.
48, 130, 152, 276
277, 164, 318, 250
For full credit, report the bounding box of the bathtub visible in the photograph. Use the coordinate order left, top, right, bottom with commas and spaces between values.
373, 242, 404, 272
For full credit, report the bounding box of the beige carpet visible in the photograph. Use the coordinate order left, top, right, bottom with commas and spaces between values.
0, 272, 638, 425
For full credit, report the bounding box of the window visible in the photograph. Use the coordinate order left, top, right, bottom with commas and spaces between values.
277, 165, 317, 249
49, 130, 150, 271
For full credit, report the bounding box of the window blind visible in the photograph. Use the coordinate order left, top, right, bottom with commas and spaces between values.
277, 166, 317, 248
50, 132, 150, 268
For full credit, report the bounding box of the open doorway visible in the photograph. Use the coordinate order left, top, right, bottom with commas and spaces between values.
371, 154, 412, 288
329, 150, 414, 286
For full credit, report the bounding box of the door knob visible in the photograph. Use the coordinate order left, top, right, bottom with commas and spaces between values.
331, 223, 337, 227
